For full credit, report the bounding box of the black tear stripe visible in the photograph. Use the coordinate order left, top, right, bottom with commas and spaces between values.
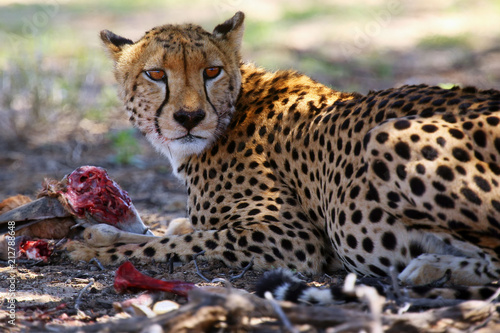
154, 79, 170, 136
203, 79, 218, 115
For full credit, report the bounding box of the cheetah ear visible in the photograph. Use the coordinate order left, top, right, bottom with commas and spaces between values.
100, 30, 134, 62
212, 11, 245, 50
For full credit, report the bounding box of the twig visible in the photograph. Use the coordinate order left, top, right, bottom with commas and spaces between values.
192, 250, 210, 282
342, 273, 357, 294
23, 259, 45, 268
195, 254, 253, 283
264, 291, 299, 333
341, 273, 384, 333
397, 302, 411, 316
54, 238, 67, 249
352, 284, 384, 333
210, 278, 232, 286
166, 256, 175, 274
74, 278, 95, 312
388, 265, 413, 315
401, 296, 464, 308
328, 321, 371, 333
486, 287, 500, 303
229, 256, 254, 281
89, 257, 104, 270
389, 266, 403, 300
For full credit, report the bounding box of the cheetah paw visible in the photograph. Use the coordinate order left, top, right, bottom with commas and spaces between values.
64, 240, 99, 262
165, 218, 194, 235
398, 254, 492, 286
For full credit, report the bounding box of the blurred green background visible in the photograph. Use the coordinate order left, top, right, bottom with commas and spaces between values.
1, 0, 499, 198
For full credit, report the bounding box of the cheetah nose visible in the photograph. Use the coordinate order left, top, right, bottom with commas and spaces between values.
173, 109, 206, 131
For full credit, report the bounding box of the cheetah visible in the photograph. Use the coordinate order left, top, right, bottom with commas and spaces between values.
69, 12, 500, 287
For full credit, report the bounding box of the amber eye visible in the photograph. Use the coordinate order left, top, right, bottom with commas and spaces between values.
145, 70, 166, 81
204, 67, 221, 79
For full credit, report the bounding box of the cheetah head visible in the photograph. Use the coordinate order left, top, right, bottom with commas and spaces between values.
100, 12, 245, 169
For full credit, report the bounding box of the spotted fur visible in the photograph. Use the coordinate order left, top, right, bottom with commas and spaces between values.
68, 12, 500, 288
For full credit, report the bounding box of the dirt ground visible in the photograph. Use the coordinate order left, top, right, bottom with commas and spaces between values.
2, 1, 500, 332
0, 141, 341, 331
0, 140, 279, 332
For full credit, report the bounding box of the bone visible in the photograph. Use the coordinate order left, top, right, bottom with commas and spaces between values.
82, 224, 159, 247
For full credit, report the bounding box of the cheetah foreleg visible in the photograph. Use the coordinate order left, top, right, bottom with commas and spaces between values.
66, 222, 330, 272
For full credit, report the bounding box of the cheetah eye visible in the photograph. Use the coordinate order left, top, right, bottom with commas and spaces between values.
145, 69, 166, 81
203, 67, 221, 80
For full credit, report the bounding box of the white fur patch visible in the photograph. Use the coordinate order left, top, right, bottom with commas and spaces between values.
146, 132, 209, 179
273, 283, 291, 301
298, 287, 335, 305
